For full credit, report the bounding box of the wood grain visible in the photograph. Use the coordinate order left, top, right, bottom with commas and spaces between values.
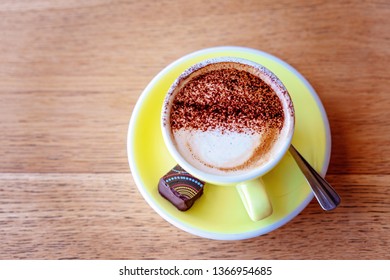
0, 0, 389, 259
0, 174, 389, 259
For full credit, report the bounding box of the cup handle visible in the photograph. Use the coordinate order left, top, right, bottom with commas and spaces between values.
236, 178, 273, 221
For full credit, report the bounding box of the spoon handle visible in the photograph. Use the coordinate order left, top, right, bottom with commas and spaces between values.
289, 145, 341, 211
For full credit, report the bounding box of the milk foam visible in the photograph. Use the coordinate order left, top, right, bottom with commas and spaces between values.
173, 128, 274, 175
165, 59, 294, 177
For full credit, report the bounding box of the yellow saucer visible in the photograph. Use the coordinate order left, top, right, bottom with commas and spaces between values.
127, 46, 331, 240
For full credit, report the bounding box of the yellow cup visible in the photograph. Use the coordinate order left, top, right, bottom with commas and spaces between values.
161, 57, 295, 221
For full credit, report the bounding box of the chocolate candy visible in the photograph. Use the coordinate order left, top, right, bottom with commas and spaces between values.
158, 165, 205, 211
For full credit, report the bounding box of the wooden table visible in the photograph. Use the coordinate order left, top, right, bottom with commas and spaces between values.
1, 0, 389, 260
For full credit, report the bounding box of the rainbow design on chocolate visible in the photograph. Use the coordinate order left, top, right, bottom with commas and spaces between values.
165, 175, 203, 198
158, 165, 205, 211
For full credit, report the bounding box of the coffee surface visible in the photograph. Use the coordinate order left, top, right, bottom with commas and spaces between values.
169, 64, 287, 175
170, 68, 284, 134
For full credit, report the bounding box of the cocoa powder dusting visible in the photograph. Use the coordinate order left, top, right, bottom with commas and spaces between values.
170, 68, 284, 133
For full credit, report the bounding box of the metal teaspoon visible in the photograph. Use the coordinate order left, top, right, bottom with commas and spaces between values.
289, 145, 341, 211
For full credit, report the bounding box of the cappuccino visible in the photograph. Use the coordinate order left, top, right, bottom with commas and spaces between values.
163, 59, 293, 176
